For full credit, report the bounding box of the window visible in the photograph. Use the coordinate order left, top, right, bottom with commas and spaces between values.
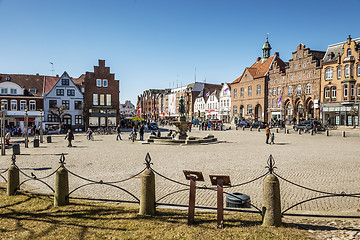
277, 87, 281, 95
100, 94, 105, 105
325, 88, 330, 99
358, 64, 360, 76
306, 84, 311, 94
248, 86, 252, 96
337, 67, 341, 79
0, 100, 7, 110
272, 99, 276, 108
345, 65, 350, 77
273, 87, 276, 95
240, 88, 244, 97
297, 85, 302, 95
288, 86, 293, 96
10, 89, 17, 94
347, 48, 352, 56
344, 84, 348, 98
268, 88, 272, 96
56, 89, 64, 96
29, 100, 36, 111
303, 63, 306, 68
351, 84, 355, 97
96, 79, 102, 87
299, 53, 302, 58
67, 89, 75, 96
290, 75, 293, 80
1, 88, 8, 94
103, 79, 108, 87
307, 73, 311, 78
247, 104, 252, 114
62, 100, 69, 109
81, 88, 85, 93
298, 74, 301, 79
93, 94, 98, 105
295, 65, 298, 70
325, 68, 333, 80
106, 94, 112, 106
20, 100, 26, 111
74, 101, 82, 110
75, 115, 83, 125
29, 88, 37, 94
268, 99, 271, 108
10, 100, 17, 110
233, 89, 237, 98
233, 105, 237, 115
256, 84, 261, 95
357, 84, 360, 97
332, 87, 337, 99
48, 114, 57, 122
62, 79, 69, 85
350, 64, 354, 77
49, 100, 57, 108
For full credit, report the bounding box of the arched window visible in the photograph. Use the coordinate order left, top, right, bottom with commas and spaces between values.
0, 100, 8, 110
297, 85, 302, 95
10, 100, 17, 110
29, 100, 36, 111
324, 87, 330, 99
306, 84, 311, 94
325, 68, 333, 80
347, 48, 352, 56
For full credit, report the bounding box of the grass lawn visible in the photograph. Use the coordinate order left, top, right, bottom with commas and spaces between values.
0, 189, 313, 240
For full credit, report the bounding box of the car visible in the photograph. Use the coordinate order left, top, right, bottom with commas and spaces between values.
293, 120, 323, 131
251, 121, 268, 129
149, 122, 159, 130
237, 120, 251, 128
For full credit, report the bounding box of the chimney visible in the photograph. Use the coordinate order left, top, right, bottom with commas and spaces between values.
56, 74, 59, 77
36, 73, 39, 76
99, 59, 105, 67
257, 57, 261, 62
275, 52, 279, 57
347, 35, 352, 44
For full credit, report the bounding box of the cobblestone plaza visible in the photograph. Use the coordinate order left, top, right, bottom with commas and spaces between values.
2, 128, 360, 214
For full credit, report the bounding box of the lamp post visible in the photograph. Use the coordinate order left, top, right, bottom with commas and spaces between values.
1, 102, 5, 155
40, 109, 43, 143
25, 106, 28, 148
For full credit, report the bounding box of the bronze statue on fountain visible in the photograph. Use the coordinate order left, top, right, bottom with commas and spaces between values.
173, 96, 191, 140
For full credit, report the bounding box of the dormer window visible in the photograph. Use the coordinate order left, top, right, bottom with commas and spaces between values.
10, 89, 17, 95
1, 88, 8, 94
29, 88, 37, 94
62, 78, 69, 85
347, 48, 351, 57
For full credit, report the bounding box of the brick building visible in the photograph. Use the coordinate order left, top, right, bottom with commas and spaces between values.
79, 60, 119, 128
231, 37, 286, 123
320, 35, 360, 126
268, 43, 324, 123
0, 74, 44, 131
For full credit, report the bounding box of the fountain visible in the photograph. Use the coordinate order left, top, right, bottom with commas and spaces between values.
147, 96, 218, 145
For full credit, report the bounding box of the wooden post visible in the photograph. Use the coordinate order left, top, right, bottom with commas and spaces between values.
217, 178, 224, 229
188, 175, 196, 224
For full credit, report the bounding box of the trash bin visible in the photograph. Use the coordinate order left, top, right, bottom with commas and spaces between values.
33, 139, 39, 148
47, 136, 52, 143
13, 144, 20, 155
226, 192, 251, 208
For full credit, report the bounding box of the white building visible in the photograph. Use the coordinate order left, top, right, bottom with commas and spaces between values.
194, 91, 206, 120
206, 90, 220, 119
43, 72, 84, 131
218, 83, 231, 122
120, 100, 135, 116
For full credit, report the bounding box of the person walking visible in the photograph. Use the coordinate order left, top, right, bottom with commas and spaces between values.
270, 133, 275, 145
116, 124, 122, 140
265, 125, 270, 144
65, 129, 74, 147
139, 125, 144, 141
5, 131, 11, 145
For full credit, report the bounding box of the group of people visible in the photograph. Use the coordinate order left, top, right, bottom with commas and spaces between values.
265, 126, 275, 145
198, 121, 224, 131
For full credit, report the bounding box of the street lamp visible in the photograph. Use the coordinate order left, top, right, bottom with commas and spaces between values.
40, 109, 43, 143
1, 101, 5, 155
25, 106, 28, 148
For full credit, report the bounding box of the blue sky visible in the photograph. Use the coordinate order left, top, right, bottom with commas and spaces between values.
1, 0, 360, 104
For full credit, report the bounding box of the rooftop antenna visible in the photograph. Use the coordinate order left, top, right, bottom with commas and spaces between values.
204, 77, 207, 84
176, 74, 179, 88
50, 62, 54, 76
267, 32, 269, 41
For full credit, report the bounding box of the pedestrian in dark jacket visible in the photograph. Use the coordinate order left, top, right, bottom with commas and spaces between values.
65, 129, 74, 147
139, 125, 144, 141
116, 124, 122, 140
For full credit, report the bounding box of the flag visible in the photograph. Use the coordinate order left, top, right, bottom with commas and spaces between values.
224, 87, 229, 92
206, 91, 210, 97
277, 95, 282, 105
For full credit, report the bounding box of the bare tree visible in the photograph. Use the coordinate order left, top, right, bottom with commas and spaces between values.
50, 105, 67, 128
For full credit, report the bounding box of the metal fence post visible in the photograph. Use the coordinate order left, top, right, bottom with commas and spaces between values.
54, 155, 69, 207
139, 153, 155, 216
7, 155, 19, 196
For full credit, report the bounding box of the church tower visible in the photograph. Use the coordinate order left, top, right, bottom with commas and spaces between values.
262, 34, 272, 62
